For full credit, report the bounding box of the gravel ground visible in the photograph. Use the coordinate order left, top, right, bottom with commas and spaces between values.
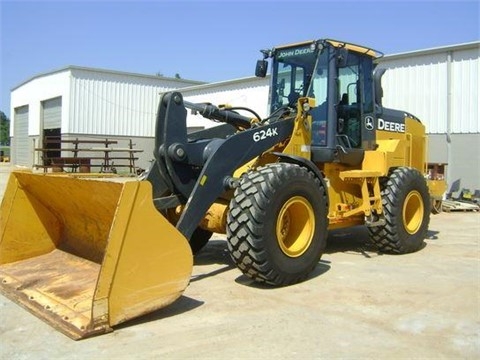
0, 163, 479, 359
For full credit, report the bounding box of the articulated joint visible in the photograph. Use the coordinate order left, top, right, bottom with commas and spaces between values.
167, 143, 187, 162
223, 176, 239, 190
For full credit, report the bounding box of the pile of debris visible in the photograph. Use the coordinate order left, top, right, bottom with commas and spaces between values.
442, 189, 480, 212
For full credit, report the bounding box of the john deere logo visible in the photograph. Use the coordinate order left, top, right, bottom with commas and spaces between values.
277, 47, 314, 59
365, 116, 374, 131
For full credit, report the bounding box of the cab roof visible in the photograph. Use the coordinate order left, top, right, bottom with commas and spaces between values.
273, 39, 383, 59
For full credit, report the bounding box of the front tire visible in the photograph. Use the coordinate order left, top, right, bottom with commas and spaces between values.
368, 167, 430, 254
226, 163, 328, 286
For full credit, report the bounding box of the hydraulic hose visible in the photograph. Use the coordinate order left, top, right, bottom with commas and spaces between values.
184, 101, 252, 129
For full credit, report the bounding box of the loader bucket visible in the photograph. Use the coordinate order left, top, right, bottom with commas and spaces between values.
0, 171, 193, 340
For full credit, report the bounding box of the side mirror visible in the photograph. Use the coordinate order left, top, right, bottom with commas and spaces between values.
255, 60, 268, 77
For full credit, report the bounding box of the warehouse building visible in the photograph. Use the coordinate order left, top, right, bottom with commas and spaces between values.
377, 41, 479, 194
10, 66, 204, 172
10, 41, 479, 192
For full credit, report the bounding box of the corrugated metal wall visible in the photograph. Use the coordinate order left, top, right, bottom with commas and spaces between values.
181, 78, 270, 128
378, 43, 479, 135
69, 68, 201, 136
379, 53, 448, 133
378, 43, 480, 191
451, 48, 479, 133
10, 70, 70, 138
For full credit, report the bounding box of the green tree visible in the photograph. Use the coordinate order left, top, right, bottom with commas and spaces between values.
0, 110, 10, 146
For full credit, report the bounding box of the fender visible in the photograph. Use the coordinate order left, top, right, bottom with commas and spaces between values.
272, 152, 329, 208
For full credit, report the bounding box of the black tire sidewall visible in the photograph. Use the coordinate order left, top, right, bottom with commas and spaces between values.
260, 174, 327, 276
227, 163, 328, 285
382, 168, 430, 253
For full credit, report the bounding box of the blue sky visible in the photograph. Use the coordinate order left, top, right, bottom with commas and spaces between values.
1, 0, 479, 114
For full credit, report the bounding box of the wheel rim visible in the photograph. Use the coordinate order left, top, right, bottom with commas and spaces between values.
403, 190, 424, 234
276, 196, 315, 257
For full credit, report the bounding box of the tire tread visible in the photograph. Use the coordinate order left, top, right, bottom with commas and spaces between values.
227, 163, 327, 285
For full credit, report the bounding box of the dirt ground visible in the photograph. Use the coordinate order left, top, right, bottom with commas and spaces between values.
0, 163, 479, 359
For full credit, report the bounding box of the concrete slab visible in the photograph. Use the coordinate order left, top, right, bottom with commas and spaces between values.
0, 165, 479, 358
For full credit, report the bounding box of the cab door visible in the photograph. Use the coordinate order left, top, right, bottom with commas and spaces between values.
336, 52, 376, 150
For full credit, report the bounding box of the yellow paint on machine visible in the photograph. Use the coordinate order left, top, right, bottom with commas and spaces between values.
0, 171, 193, 340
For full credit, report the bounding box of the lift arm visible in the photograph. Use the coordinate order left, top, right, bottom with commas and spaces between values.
147, 91, 295, 239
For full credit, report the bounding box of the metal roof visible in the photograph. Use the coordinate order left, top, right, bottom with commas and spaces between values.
177, 75, 269, 93
181, 41, 479, 93
11, 65, 206, 91
379, 41, 479, 61
12, 41, 478, 93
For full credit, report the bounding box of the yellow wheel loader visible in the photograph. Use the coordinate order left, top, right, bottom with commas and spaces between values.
0, 39, 446, 339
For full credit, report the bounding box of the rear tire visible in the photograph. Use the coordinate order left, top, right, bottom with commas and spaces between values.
368, 167, 430, 254
226, 163, 328, 286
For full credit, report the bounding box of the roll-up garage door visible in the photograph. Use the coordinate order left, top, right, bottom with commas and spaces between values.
42, 97, 62, 160
13, 105, 29, 166
42, 97, 62, 129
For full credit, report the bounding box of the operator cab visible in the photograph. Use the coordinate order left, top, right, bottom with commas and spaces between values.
256, 39, 383, 165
